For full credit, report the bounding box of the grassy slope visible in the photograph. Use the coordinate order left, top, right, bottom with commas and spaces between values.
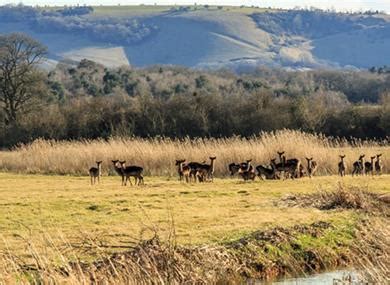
0, 173, 389, 260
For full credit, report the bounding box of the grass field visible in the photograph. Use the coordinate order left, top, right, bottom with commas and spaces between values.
1, 173, 388, 259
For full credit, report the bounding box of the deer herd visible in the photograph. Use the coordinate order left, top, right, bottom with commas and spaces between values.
88, 152, 384, 185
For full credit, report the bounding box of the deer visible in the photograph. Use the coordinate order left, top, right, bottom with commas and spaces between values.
255, 164, 276, 180
89, 161, 102, 185
187, 161, 204, 182
175, 159, 185, 181
364, 156, 376, 176
228, 162, 241, 176
352, 155, 365, 176
238, 159, 256, 181
305, 157, 318, 178
201, 156, 217, 182
277, 151, 301, 179
190, 157, 216, 182
375, 154, 383, 175
120, 161, 144, 186
338, 155, 347, 177
270, 158, 299, 180
112, 160, 125, 185
176, 159, 191, 183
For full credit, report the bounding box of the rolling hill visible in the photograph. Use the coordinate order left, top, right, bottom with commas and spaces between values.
0, 5, 389, 70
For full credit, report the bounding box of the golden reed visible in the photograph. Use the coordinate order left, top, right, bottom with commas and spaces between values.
0, 130, 388, 176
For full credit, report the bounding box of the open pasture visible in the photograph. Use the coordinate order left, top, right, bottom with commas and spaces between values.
0, 172, 389, 258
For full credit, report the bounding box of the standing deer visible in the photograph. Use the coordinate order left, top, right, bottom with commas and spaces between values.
112, 160, 124, 185
352, 155, 365, 176
175, 159, 185, 181
202, 156, 217, 182
190, 157, 216, 182
338, 155, 347, 177
187, 161, 204, 182
277, 151, 301, 179
375, 154, 383, 175
305, 157, 318, 178
176, 159, 191, 183
89, 161, 102, 185
364, 156, 376, 176
120, 161, 144, 186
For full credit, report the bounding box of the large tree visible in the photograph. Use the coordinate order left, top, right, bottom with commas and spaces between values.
0, 33, 47, 125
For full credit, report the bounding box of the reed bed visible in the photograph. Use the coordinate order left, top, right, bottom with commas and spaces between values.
0, 130, 388, 176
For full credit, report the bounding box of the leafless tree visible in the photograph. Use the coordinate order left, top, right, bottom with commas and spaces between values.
0, 33, 47, 125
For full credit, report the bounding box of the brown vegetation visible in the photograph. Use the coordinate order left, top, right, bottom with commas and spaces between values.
0, 130, 388, 176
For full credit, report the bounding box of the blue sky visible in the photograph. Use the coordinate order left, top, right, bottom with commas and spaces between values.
1, 0, 389, 13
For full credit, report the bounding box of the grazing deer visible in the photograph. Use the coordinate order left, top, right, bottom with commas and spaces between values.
238, 159, 256, 181
375, 154, 383, 175
277, 151, 301, 179
338, 155, 347, 177
120, 161, 144, 186
352, 155, 365, 176
256, 164, 276, 180
112, 160, 125, 185
364, 156, 376, 176
305, 157, 318, 178
228, 162, 241, 176
89, 161, 102, 185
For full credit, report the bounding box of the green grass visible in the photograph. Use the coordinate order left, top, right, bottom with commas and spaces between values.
0, 173, 388, 260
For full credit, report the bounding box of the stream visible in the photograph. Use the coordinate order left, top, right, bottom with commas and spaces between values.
258, 270, 360, 284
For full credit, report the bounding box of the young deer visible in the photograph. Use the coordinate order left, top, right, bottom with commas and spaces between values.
89, 161, 102, 185
364, 156, 376, 176
305, 157, 318, 178
352, 155, 365, 176
120, 161, 144, 186
112, 160, 124, 185
338, 155, 347, 177
375, 154, 383, 175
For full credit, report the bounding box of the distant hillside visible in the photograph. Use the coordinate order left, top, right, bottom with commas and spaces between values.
0, 5, 389, 69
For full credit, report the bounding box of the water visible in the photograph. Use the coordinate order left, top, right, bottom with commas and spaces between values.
257, 270, 359, 285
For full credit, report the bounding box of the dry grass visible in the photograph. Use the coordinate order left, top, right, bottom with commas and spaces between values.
279, 184, 390, 216
0, 171, 388, 283
0, 130, 388, 176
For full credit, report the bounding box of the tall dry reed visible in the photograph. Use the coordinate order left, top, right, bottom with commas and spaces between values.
0, 130, 388, 176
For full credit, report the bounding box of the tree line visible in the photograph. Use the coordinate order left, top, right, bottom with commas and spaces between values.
0, 33, 389, 148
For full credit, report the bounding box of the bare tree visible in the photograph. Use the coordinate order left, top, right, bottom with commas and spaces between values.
0, 33, 47, 125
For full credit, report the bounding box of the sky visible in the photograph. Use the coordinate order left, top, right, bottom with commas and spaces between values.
1, 0, 389, 13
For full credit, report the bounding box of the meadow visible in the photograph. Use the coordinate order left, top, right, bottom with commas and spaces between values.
0, 173, 388, 283
0, 130, 388, 283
